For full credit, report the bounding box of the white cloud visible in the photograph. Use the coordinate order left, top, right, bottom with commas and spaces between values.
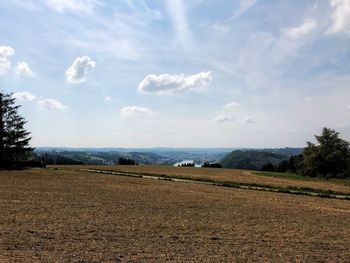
39, 99, 68, 111
285, 19, 317, 39
45, 0, 102, 13
0, 46, 15, 57
0, 45, 15, 76
15, 62, 35, 77
244, 118, 255, 124
65, 56, 96, 84
223, 102, 240, 108
231, 0, 258, 20
138, 71, 212, 95
212, 115, 235, 123
13, 91, 36, 101
327, 0, 350, 34
121, 106, 154, 117
347, 104, 350, 110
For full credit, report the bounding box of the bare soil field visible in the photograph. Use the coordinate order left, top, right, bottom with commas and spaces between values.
65, 165, 350, 194
0, 168, 350, 262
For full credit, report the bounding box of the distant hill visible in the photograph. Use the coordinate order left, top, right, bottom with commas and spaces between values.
34, 148, 234, 165
220, 149, 300, 170
257, 147, 303, 156
34, 147, 303, 167
34, 150, 169, 165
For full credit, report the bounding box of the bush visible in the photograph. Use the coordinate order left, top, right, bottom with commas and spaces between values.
261, 163, 274, 172
117, 157, 137, 165
0, 160, 43, 169
202, 162, 222, 168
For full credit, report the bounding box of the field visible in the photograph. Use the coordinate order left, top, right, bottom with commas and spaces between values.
1, 166, 350, 262
64, 165, 350, 195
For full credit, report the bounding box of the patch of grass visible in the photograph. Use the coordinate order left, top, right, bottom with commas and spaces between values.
253, 171, 350, 186
253, 171, 315, 181
254, 171, 350, 189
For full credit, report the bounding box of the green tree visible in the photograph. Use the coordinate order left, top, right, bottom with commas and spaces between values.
0, 92, 33, 167
298, 128, 349, 178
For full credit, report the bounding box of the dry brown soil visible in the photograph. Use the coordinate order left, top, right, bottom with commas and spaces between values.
0, 168, 349, 262
69, 165, 350, 194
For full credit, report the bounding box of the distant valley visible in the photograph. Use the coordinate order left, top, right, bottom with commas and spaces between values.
34, 147, 303, 168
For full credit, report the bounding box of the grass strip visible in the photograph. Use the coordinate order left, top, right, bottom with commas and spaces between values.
253, 171, 350, 186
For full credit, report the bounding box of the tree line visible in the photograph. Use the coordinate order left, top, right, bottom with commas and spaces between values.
262, 128, 350, 179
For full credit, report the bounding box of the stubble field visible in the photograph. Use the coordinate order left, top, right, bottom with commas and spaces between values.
65, 165, 350, 194
0, 167, 350, 262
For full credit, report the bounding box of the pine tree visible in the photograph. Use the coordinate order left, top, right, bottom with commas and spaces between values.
0, 92, 33, 167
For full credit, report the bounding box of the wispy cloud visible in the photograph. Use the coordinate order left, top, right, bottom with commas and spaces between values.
45, 0, 103, 13
104, 96, 112, 102
231, 0, 258, 20
121, 106, 154, 117
326, 0, 350, 34
138, 71, 212, 95
223, 102, 240, 108
210, 22, 231, 34
284, 19, 317, 39
166, 0, 192, 47
13, 91, 36, 101
212, 115, 235, 123
244, 118, 255, 124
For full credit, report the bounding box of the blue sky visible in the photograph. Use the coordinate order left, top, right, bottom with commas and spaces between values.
0, 0, 350, 148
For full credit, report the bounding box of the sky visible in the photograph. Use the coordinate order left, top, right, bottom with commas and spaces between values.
0, 0, 350, 148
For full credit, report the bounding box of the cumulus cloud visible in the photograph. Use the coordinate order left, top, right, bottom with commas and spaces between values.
285, 19, 317, 39
39, 99, 68, 111
121, 106, 154, 117
0, 46, 15, 57
223, 102, 240, 108
0, 45, 15, 75
244, 118, 255, 124
45, 0, 102, 13
13, 91, 36, 101
65, 56, 96, 84
212, 115, 235, 123
15, 62, 35, 77
327, 0, 350, 34
138, 71, 212, 95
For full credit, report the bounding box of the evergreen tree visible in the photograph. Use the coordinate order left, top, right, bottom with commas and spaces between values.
0, 92, 33, 166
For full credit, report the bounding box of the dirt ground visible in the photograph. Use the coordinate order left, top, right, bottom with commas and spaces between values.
69, 165, 350, 194
0, 168, 350, 262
